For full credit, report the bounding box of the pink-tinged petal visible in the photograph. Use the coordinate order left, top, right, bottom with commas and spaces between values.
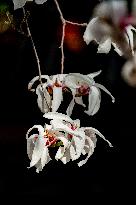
78, 136, 94, 167
95, 83, 115, 103
35, 0, 47, 4
66, 98, 75, 116
84, 86, 101, 116
30, 137, 45, 168
75, 97, 86, 107
51, 86, 63, 112
87, 70, 102, 79
97, 38, 112, 54
43, 112, 73, 124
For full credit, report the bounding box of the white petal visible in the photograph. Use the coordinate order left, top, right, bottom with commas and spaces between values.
112, 42, 123, 56
66, 98, 75, 116
55, 147, 65, 160
84, 86, 101, 116
30, 137, 45, 168
28, 75, 51, 91
27, 134, 36, 159
75, 97, 86, 107
41, 147, 51, 169
78, 136, 94, 167
35, 0, 47, 4
95, 83, 115, 103
43, 112, 73, 124
60, 148, 71, 164
125, 25, 136, 56
51, 86, 63, 112
70, 144, 77, 161
73, 135, 85, 160
87, 70, 102, 79
97, 38, 112, 54
26, 125, 44, 140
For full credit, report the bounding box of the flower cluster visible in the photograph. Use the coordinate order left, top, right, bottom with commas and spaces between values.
28, 71, 115, 116
26, 112, 112, 172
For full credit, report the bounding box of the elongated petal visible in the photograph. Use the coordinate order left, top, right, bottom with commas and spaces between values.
27, 134, 36, 159
75, 97, 86, 107
66, 98, 75, 116
51, 86, 63, 112
35, 0, 47, 4
73, 135, 85, 160
84, 127, 113, 147
84, 86, 101, 116
70, 144, 77, 161
78, 136, 94, 167
28, 75, 51, 91
112, 42, 123, 56
97, 38, 112, 54
55, 147, 65, 160
30, 137, 45, 168
41, 147, 51, 169
43, 112, 73, 124
87, 70, 102, 79
52, 74, 67, 84
26, 125, 44, 140
60, 148, 71, 164
125, 25, 136, 56
95, 83, 115, 103
36, 85, 51, 113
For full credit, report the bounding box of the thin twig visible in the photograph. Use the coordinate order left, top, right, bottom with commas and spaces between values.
54, 0, 87, 74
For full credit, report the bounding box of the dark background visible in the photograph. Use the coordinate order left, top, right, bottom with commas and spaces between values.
0, 0, 135, 198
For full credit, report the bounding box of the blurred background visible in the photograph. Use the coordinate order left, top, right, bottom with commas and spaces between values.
0, 0, 135, 198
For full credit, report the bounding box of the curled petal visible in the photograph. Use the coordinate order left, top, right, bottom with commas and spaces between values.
51, 86, 63, 112
26, 125, 44, 140
75, 97, 86, 107
112, 42, 123, 56
28, 75, 51, 91
87, 70, 102, 79
95, 83, 115, 103
35, 0, 47, 4
125, 25, 136, 56
84, 86, 101, 116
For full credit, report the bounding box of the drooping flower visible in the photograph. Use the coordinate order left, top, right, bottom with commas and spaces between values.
12, 0, 47, 10
83, 1, 136, 57
28, 74, 67, 113
64, 71, 115, 116
43, 112, 113, 166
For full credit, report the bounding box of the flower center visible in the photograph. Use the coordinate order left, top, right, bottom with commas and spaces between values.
76, 85, 90, 96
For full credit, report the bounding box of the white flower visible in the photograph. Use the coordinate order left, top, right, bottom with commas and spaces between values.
121, 54, 136, 87
64, 71, 115, 116
84, 1, 136, 57
12, 0, 47, 10
83, 17, 136, 56
43, 112, 113, 166
28, 74, 66, 113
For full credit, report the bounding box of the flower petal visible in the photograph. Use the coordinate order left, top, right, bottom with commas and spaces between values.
125, 25, 136, 56
112, 42, 123, 56
28, 75, 51, 91
75, 97, 86, 107
87, 70, 102, 79
12, 0, 27, 10
43, 112, 73, 124
95, 83, 115, 103
84, 86, 101, 116
35, 0, 47, 4
78, 136, 94, 167
66, 98, 75, 116
41, 147, 51, 169
97, 38, 112, 54
51, 86, 63, 112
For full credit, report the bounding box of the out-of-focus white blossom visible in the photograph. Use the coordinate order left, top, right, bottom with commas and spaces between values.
122, 54, 136, 87
64, 71, 115, 116
12, 0, 47, 10
84, 1, 136, 57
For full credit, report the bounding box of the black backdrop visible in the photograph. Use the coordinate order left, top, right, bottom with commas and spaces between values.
0, 0, 135, 198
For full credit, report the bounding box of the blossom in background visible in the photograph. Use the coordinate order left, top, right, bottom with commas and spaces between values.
12, 0, 47, 10
28, 74, 66, 113
122, 53, 136, 87
83, 1, 136, 57
64, 71, 115, 116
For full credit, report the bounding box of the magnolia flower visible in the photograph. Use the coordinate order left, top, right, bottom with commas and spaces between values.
28, 74, 66, 113
43, 112, 113, 167
121, 54, 136, 87
83, 1, 136, 57
64, 71, 115, 116
12, 0, 47, 10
